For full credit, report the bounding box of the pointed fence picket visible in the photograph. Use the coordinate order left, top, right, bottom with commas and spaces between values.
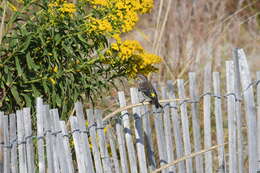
0, 48, 259, 173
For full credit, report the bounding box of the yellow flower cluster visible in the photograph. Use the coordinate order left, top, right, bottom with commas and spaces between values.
107, 40, 161, 77
48, 0, 76, 18
87, 17, 113, 34
86, 0, 154, 35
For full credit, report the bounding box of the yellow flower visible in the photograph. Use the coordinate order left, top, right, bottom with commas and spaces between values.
49, 77, 56, 85
52, 65, 58, 73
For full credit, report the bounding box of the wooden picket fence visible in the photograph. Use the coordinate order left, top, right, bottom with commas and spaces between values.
0, 48, 259, 173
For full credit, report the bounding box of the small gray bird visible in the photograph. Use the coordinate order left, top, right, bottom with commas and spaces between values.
136, 74, 162, 109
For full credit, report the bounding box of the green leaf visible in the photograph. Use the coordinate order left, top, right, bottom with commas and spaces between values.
26, 52, 39, 70
77, 34, 87, 44
20, 35, 31, 52
32, 85, 41, 97
11, 86, 22, 106
21, 93, 32, 107
15, 57, 23, 76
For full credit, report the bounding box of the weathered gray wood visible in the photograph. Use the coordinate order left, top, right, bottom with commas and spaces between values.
177, 79, 193, 173
69, 116, 86, 173
96, 110, 113, 173
107, 127, 121, 173
43, 105, 55, 173
213, 72, 226, 173
0, 112, 3, 173
130, 88, 148, 173
3, 115, 10, 173
9, 114, 18, 173
140, 103, 156, 171
188, 72, 204, 173
226, 61, 238, 173
60, 121, 74, 173
86, 109, 104, 173
36, 98, 45, 173
118, 91, 138, 173
167, 81, 185, 173
75, 102, 94, 172
233, 49, 243, 173
23, 108, 35, 173
237, 49, 257, 173
203, 63, 213, 173
115, 115, 129, 173
257, 71, 260, 170
161, 86, 175, 173
51, 109, 69, 173
153, 104, 168, 173
16, 110, 28, 173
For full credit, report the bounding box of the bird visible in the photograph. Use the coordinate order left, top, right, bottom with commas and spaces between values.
136, 74, 162, 109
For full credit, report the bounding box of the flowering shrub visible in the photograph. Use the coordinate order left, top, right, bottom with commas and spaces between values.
0, 0, 161, 117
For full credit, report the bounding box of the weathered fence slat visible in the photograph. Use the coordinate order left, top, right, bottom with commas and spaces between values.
130, 88, 148, 173
107, 127, 121, 173
3, 115, 10, 173
237, 48, 257, 173
213, 72, 226, 173
23, 108, 35, 173
16, 110, 28, 173
75, 102, 94, 172
86, 109, 104, 173
226, 61, 238, 173
161, 85, 175, 173
51, 109, 69, 173
167, 81, 185, 173
69, 116, 86, 173
9, 114, 18, 173
141, 103, 156, 171
188, 72, 204, 173
0, 112, 3, 172
118, 91, 138, 173
115, 113, 129, 173
177, 79, 193, 173
60, 121, 74, 173
257, 71, 260, 171
43, 105, 55, 173
203, 63, 213, 173
36, 98, 45, 173
96, 110, 113, 173
233, 49, 243, 173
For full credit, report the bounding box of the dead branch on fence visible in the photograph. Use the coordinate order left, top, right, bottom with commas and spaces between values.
102, 98, 189, 121
151, 142, 228, 173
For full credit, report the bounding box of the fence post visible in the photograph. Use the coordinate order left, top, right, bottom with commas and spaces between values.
43, 105, 55, 173
23, 108, 35, 173
59, 121, 74, 173
107, 127, 121, 173
167, 81, 185, 173
118, 91, 138, 173
0, 112, 4, 172
203, 63, 213, 173
16, 110, 28, 173
256, 71, 260, 171
95, 110, 113, 173
177, 79, 193, 173
51, 109, 69, 173
237, 48, 257, 173
9, 114, 18, 173
161, 85, 176, 173
189, 72, 204, 173
130, 88, 148, 173
233, 48, 244, 173
3, 115, 10, 173
36, 98, 45, 173
213, 72, 226, 173
69, 116, 87, 173
75, 102, 94, 172
86, 109, 104, 173
226, 61, 238, 173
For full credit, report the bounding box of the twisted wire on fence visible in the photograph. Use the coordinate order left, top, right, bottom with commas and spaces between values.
1, 79, 260, 150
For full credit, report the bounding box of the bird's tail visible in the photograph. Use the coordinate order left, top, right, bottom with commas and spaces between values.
154, 99, 163, 109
